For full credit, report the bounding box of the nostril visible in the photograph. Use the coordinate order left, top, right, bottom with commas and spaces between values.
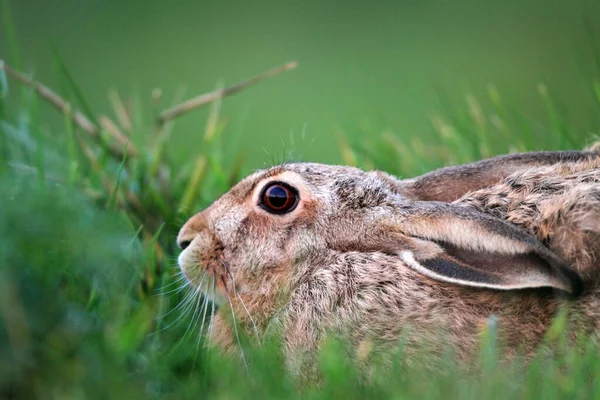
178, 239, 192, 250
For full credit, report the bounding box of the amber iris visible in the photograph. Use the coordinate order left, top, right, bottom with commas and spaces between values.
260, 182, 298, 214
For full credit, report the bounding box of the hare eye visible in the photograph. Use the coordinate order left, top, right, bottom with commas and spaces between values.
260, 182, 298, 214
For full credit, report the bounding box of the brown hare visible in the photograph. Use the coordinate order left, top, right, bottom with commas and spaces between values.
177, 148, 600, 380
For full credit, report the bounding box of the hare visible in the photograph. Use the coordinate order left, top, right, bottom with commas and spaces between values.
176, 149, 600, 381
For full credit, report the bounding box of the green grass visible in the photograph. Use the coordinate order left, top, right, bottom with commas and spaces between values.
2, 13, 600, 399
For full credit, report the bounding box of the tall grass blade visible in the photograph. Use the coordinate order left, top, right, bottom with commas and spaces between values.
594, 81, 600, 108
63, 104, 79, 184
19, 84, 46, 186
227, 151, 246, 187
537, 83, 577, 148
0, 61, 7, 121
583, 15, 600, 75
107, 144, 128, 209
334, 129, 358, 167
1, 0, 22, 69
144, 222, 166, 289
178, 155, 208, 215
108, 88, 133, 134
0, 66, 8, 168
50, 43, 97, 123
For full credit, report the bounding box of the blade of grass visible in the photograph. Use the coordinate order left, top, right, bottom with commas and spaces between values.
7, 161, 63, 183
593, 80, 600, 108
129, 86, 144, 137
0, 60, 7, 120
108, 88, 133, 133
20, 83, 45, 187
203, 79, 224, 144
1, 120, 36, 157
143, 222, 166, 289
99, 115, 139, 157
149, 85, 190, 177
106, 144, 128, 209
227, 151, 246, 188
430, 79, 478, 159
63, 103, 79, 184
143, 179, 171, 221
465, 94, 491, 158
129, 224, 145, 247
50, 43, 96, 122
1, 0, 22, 70
208, 155, 228, 187
537, 83, 577, 148
334, 129, 358, 167
178, 155, 208, 215
0, 60, 130, 161
583, 14, 600, 76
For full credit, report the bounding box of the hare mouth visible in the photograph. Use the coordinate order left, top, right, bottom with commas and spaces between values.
177, 247, 227, 305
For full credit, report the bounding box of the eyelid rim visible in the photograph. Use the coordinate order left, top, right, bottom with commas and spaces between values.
257, 181, 300, 214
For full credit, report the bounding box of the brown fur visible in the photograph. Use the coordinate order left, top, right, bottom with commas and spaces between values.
177, 150, 600, 383
397, 150, 599, 202
456, 159, 600, 280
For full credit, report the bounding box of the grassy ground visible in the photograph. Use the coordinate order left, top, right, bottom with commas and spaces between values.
2, 12, 600, 400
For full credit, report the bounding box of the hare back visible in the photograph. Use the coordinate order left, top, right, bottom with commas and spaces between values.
456, 158, 600, 280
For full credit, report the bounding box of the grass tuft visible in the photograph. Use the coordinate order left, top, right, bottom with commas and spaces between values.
2, 15, 600, 399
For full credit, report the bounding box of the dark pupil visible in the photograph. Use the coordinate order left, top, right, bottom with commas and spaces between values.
267, 186, 288, 208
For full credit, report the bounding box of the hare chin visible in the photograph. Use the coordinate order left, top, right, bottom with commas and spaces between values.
177, 249, 226, 305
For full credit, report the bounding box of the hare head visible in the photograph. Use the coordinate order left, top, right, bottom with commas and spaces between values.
176, 152, 594, 337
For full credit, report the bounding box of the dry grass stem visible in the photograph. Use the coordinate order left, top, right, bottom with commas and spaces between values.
108, 88, 133, 133
2, 60, 297, 163
0, 60, 130, 161
99, 115, 139, 157
157, 61, 297, 124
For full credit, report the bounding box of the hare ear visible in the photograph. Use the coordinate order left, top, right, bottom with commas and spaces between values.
393, 151, 599, 202
392, 202, 583, 296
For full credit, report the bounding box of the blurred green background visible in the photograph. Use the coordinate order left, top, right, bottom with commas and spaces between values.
3, 2, 600, 398
4, 0, 600, 168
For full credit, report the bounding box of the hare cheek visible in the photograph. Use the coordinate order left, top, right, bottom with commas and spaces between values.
177, 247, 200, 283
213, 206, 245, 233
177, 235, 221, 282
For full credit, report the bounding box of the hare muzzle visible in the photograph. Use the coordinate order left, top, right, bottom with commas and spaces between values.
177, 210, 210, 249
177, 211, 228, 303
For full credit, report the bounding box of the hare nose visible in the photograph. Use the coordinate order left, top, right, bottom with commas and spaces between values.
177, 211, 209, 250
178, 239, 192, 250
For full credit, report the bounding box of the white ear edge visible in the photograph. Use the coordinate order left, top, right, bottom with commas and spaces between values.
412, 220, 529, 255
398, 250, 563, 291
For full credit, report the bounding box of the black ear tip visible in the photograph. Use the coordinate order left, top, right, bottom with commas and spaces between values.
569, 273, 584, 298
561, 267, 584, 298
539, 248, 584, 298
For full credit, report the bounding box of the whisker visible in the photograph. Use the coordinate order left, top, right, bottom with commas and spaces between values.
152, 271, 189, 296
151, 284, 198, 335
222, 276, 249, 372
156, 283, 195, 320
203, 277, 217, 367
180, 270, 210, 343
156, 265, 210, 335
198, 285, 212, 339
155, 277, 198, 323
220, 259, 260, 343
171, 283, 203, 350
159, 273, 188, 287
166, 270, 189, 283
206, 278, 217, 351
191, 289, 212, 371
170, 268, 186, 277
166, 284, 199, 330
156, 279, 191, 297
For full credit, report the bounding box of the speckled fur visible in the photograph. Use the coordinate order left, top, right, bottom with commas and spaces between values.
457, 159, 600, 281
177, 150, 600, 382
